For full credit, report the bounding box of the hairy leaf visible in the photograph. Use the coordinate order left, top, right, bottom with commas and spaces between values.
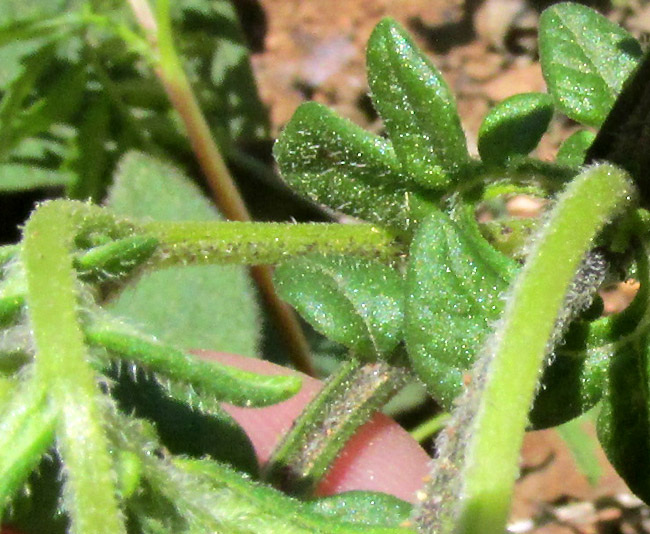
307, 491, 412, 527
275, 255, 404, 359
540, 2, 641, 127
367, 18, 469, 188
478, 93, 553, 164
405, 206, 517, 407
274, 101, 437, 231
87, 326, 301, 408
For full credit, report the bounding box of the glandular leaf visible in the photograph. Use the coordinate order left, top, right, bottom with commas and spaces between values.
478, 93, 554, 164
274, 101, 436, 231
405, 206, 517, 408
367, 18, 469, 189
274, 255, 404, 360
540, 2, 641, 127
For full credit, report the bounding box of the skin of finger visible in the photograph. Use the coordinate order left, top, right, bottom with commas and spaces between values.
194, 351, 431, 503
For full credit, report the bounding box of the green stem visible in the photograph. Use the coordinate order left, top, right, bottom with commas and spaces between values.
263, 359, 408, 497
409, 412, 451, 443
22, 200, 126, 534
461, 164, 633, 533
142, 220, 401, 267
414, 164, 636, 534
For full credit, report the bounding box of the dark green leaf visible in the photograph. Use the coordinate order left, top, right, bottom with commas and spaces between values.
556, 130, 596, 166
274, 101, 437, 231
540, 2, 641, 127
531, 240, 650, 428
173, 0, 269, 144
597, 340, 650, 502
366, 18, 469, 188
583, 50, 650, 208
66, 95, 112, 201
107, 363, 260, 476
405, 206, 517, 408
274, 255, 404, 359
478, 93, 553, 164
106, 152, 261, 357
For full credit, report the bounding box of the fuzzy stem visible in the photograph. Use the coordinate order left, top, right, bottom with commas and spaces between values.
125, 0, 316, 374
414, 164, 636, 534
142, 220, 400, 266
22, 200, 126, 534
458, 165, 634, 534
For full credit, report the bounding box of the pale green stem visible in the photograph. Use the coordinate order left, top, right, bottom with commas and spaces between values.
22, 200, 126, 534
456, 164, 635, 534
409, 412, 451, 443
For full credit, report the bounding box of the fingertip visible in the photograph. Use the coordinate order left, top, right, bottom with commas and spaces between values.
197, 351, 430, 503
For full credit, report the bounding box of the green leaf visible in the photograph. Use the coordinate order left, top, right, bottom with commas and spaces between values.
0, 1, 79, 89
0, 60, 88, 160
171, 0, 270, 143
107, 364, 260, 476
366, 18, 469, 188
556, 412, 601, 486
66, 95, 112, 201
106, 151, 260, 357
86, 326, 301, 408
478, 93, 554, 164
274, 101, 436, 231
583, 50, 650, 208
539, 2, 642, 127
0, 375, 56, 510
597, 340, 650, 502
307, 491, 412, 527
556, 130, 596, 166
405, 205, 518, 408
0, 164, 72, 191
274, 255, 404, 359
